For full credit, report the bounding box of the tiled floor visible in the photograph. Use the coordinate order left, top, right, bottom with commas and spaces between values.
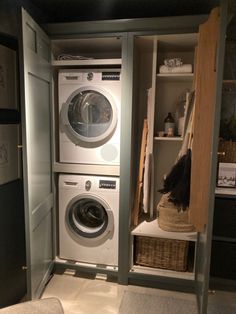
41, 271, 194, 314
42, 272, 236, 314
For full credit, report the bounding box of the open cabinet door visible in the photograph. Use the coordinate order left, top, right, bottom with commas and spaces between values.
0, 34, 27, 306
189, 3, 227, 313
20, 8, 53, 299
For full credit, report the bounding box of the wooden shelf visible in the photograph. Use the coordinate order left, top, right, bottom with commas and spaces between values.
131, 219, 197, 242
215, 187, 236, 196
213, 236, 236, 243
223, 80, 236, 84
156, 73, 194, 82
51, 58, 122, 67
154, 136, 183, 141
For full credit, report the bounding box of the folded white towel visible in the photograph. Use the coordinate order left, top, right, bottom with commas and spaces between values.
164, 58, 183, 67
159, 64, 192, 74
57, 54, 93, 60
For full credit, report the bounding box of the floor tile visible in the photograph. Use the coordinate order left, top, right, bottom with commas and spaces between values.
42, 273, 236, 314
42, 274, 124, 314
42, 274, 86, 301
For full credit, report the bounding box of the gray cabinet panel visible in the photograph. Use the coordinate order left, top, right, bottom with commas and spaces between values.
31, 210, 53, 296
118, 33, 134, 284
27, 74, 51, 211
21, 8, 53, 299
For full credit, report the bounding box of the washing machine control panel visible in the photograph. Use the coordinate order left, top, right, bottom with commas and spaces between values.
99, 180, 116, 189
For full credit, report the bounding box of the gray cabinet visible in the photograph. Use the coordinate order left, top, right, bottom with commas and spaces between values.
210, 196, 236, 284
210, 18, 236, 290
19, 3, 228, 313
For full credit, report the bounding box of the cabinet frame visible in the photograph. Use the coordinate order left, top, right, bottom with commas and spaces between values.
129, 31, 197, 288
19, 6, 228, 313
45, 15, 207, 288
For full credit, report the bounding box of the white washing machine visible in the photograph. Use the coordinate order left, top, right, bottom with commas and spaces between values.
58, 69, 121, 165
59, 174, 119, 266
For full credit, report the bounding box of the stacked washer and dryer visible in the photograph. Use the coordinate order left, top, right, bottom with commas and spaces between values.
58, 69, 121, 267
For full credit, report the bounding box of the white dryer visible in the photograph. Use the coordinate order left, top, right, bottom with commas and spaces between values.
58, 69, 121, 165
59, 174, 119, 266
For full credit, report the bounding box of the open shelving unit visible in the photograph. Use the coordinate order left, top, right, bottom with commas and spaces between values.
130, 33, 198, 280
131, 220, 197, 280
131, 219, 197, 242
131, 220, 197, 279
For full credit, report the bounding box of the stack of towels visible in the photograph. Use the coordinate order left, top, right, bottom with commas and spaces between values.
159, 58, 192, 74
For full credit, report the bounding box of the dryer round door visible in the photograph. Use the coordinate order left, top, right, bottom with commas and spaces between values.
60, 86, 118, 148
65, 194, 114, 245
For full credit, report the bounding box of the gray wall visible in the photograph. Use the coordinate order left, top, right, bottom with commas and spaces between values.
0, 0, 19, 36
0, 0, 49, 37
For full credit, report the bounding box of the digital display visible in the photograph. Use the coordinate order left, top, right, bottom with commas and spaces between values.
102, 72, 120, 81
99, 180, 116, 189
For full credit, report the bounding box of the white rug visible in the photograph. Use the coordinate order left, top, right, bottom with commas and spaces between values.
119, 291, 236, 314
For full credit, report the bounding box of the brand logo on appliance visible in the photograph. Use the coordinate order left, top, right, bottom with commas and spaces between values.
87, 72, 94, 81
85, 180, 92, 191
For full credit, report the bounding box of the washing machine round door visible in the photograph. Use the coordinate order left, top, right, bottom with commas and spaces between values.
61, 86, 118, 148
66, 195, 114, 244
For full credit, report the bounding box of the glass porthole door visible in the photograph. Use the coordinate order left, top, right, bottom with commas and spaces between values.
66, 196, 113, 242
61, 87, 118, 147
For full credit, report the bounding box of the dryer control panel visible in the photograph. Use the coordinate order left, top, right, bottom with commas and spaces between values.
59, 69, 121, 84
59, 174, 119, 193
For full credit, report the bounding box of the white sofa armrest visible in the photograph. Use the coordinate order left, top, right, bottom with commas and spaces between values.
0, 297, 64, 314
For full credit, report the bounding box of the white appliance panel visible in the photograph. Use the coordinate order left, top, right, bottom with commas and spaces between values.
59, 174, 119, 266
58, 69, 121, 166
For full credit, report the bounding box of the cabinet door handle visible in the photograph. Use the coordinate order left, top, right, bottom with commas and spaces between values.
217, 151, 225, 156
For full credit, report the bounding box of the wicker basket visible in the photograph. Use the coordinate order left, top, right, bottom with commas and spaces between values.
157, 194, 195, 232
134, 236, 189, 271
